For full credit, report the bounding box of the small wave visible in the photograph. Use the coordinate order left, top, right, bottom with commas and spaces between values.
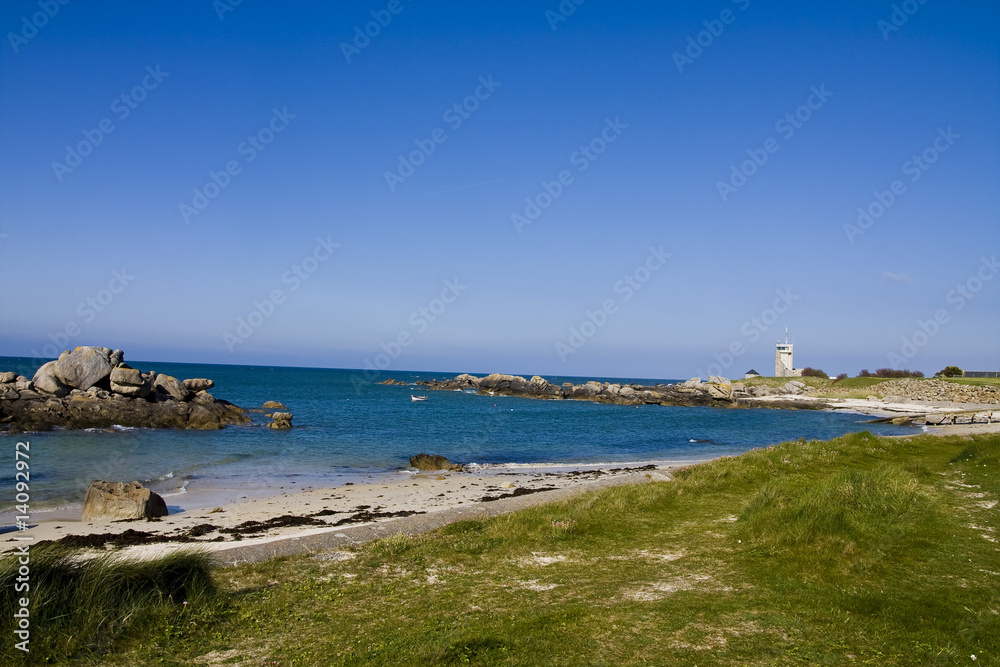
161, 480, 189, 497
469, 458, 701, 470
82, 425, 137, 433
688, 438, 722, 445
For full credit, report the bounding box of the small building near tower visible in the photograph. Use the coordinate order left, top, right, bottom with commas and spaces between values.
744, 369, 761, 379
775, 329, 804, 377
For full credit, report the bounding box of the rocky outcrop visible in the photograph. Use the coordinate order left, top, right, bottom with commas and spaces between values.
0, 347, 251, 432
82, 480, 168, 521
415, 373, 763, 408
267, 412, 293, 429
409, 453, 464, 471
262, 400, 287, 409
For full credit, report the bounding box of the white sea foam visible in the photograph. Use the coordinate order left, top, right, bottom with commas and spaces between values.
161, 482, 188, 497
468, 459, 700, 471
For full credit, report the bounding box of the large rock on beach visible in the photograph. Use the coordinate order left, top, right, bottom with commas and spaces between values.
81, 480, 168, 521
409, 453, 463, 471
0, 371, 17, 383
53, 346, 113, 390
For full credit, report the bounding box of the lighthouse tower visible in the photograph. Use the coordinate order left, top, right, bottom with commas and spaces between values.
774, 328, 799, 377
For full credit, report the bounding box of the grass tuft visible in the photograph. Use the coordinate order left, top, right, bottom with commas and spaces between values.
0, 545, 221, 663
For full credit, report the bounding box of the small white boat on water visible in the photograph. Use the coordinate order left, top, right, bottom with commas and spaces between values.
410, 395, 428, 402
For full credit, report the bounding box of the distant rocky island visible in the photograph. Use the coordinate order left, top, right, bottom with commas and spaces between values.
407, 373, 999, 426
412, 373, 816, 408
0, 346, 250, 433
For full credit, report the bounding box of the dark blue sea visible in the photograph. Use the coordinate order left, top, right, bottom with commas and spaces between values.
0, 358, 919, 510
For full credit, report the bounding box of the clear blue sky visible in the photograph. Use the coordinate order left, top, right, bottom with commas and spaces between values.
1, 0, 998, 379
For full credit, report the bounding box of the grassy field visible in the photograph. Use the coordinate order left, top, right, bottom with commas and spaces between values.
3, 431, 998, 665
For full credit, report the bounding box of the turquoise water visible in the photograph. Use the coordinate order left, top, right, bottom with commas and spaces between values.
0, 358, 920, 508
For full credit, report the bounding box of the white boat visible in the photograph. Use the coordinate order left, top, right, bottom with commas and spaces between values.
410, 395, 428, 402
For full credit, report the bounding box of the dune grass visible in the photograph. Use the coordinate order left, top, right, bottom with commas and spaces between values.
5, 431, 999, 665
0, 546, 222, 664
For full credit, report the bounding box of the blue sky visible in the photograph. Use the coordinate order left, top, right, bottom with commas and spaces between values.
1, 0, 998, 379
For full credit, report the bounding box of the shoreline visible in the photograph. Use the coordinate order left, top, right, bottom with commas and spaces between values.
1, 460, 689, 564
4, 396, 997, 564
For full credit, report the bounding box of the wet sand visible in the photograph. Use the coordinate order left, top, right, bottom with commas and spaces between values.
2, 462, 686, 565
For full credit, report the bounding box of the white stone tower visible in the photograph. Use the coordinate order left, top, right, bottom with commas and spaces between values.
775, 328, 795, 377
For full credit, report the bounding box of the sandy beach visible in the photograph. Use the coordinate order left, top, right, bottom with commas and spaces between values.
2, 461, 686, 565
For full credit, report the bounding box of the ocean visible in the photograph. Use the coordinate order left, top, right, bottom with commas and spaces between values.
0, 358, 920, 510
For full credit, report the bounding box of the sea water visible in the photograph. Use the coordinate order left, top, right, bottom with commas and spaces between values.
0, 358, 919, 510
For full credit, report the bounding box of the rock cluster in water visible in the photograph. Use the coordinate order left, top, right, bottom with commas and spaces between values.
415, 373, 819, 408
0, 346, 250, 432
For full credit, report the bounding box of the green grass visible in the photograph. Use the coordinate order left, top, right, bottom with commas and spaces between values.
7, 432, 999, 665
0, 547, 222, 664
826, 377, 895, 389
